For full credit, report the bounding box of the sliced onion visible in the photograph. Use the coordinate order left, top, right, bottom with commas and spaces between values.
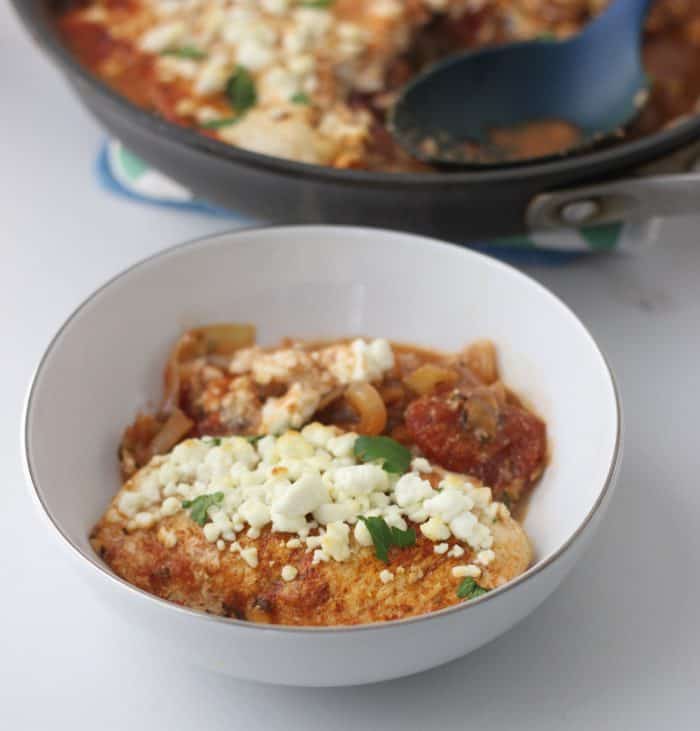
463, 340, 498, 385
191, 323, 256, 357
403, 363, 458, 395
344, 382, 387, 435
148, 408, 194, 458
317, 385, 345, 411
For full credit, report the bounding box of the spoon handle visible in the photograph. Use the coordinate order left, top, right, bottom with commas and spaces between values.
585, 0, 656, 41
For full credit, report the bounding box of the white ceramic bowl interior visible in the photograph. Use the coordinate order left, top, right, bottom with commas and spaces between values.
23, 226, 620, 686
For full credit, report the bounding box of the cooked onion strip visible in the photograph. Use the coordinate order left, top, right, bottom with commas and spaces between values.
344, 382, 387, 435
148, 408, 194, 458
403, 363, 458, 395
463, 340, 498, 385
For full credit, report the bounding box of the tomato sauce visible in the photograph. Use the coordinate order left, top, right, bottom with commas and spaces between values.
55, 0, 700, 170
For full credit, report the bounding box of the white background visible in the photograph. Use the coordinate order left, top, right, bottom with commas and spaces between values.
2, 5, 699, 728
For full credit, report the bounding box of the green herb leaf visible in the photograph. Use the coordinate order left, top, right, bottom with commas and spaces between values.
161, 45, 207, 60
359, 516, 416, 563
205, 437, 222, 446
226, 66, 257, 114
182, 492, 224, 526
359, 516, 393, 562
390, 525, 417, 548
201, 117, 240, 130
354, 435, 412, 474
300, 0, 334, 7
246, 435, 264, 444
290, 91, 311, 105
456, 577, 489, 600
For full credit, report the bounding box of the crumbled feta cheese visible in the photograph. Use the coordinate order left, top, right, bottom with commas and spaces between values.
332, 464, 388, 496
276, 432, 314, 459
237, 37, 276, 71
312, 548, 329, 565
271, 511, 307, 534
424, 488, 474, 523
448, 544, 465, 558
272, 472, 329, 516
394, 473, 435, 507
301, 422, 338, 449
314, 501, 356, 525
262, 382, 321, 434
326, 432, 357, 458
410, 457, 432, 473
281, 564, 298, 581
203, 523, 221, 542
470, 486, 493, 508
262, 0, 289, 14
117, 490, 147, 518
324, 338, 395, 383
240, 546, 259, 568
371, 0, 403, 19
452, 564, 482, 579
420, 517, 451, 542
133, 511, 156, 529
160, 496, 181, 517
320, 521, 351, 562
238, 498, 271, 528
354, 520, 373, 547
140, 21, 186, 53
113, 423, 495, 570
379, 569, 394, 584
476, 549, 496, 566
157, 526, 178, 548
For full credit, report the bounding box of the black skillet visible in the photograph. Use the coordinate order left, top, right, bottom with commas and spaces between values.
13, 0, 700, 241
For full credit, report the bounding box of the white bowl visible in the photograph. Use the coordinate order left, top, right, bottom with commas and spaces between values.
22, 226, 621, 686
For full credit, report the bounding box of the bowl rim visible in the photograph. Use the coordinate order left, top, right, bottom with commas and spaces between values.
21, 224, 622, 634
13, 0, 700, 188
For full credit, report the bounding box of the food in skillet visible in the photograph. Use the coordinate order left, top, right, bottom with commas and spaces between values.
57, 0, 700, 171
91, 326, 547, 625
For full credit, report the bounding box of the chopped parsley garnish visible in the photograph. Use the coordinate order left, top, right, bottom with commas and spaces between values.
225, 66, 257, 115
246, 434, 265, 444
206, 437, 222, 446
300, 0, 334, 7
359, 516, 416, 563
200, 117, 241, 130
290, 91, 311, 105
354, 435, 412, 474
182, 492, 224, 526
161, 46, 207, 60
456, 577, 489, 601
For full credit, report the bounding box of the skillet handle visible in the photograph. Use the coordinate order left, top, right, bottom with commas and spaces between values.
527, 138, 700, 229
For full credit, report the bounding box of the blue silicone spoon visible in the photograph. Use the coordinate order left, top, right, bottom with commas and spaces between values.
390, 0, 655, 167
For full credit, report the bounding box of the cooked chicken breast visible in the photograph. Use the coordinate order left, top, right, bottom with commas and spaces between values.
91, 451, 531, 626
99, 332, 544, 626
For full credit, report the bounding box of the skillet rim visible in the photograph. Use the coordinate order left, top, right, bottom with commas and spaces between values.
13, 0, 700, 190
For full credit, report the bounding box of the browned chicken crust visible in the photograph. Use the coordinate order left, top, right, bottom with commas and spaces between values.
91, 478, 531, 626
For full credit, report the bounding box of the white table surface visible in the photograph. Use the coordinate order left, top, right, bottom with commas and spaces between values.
3, 6, 699, 728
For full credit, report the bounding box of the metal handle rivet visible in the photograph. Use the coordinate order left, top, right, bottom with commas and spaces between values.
560, 199, 601, 225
